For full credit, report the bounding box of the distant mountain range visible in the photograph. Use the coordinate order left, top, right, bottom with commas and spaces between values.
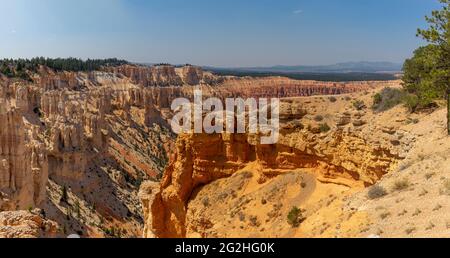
205, 61, 403, 74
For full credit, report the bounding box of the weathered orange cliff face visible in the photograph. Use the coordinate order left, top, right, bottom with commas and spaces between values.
217, 77, 396, 99
1, 64, 401, 238
140, 91, 414, 238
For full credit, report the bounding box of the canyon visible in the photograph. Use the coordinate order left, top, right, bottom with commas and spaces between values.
0, 64, 448, 238
141, 86, 449, 238
138, 87, 418, 238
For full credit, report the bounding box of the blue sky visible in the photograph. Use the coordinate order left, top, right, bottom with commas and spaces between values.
0, 0, 441, 67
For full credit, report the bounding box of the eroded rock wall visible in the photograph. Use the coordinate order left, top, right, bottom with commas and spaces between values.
0, 209, 59, 238
140, 95, 411, 238
0, 64, 395, 237
0, 83, 47, 210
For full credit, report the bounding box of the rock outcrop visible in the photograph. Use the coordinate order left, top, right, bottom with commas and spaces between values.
0, 83, 47, 211
0, 210, 58, 238
0, 69, 178, 237
140, 94, 412, 238
105, 65, 222, 87
1, 64, 400, 238
217, 77, 393, 99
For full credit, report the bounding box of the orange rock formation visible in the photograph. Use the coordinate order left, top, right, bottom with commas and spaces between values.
140, 95, 412, 238
0, 64, 399, 237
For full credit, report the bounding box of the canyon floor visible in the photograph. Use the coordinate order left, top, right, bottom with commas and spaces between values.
0, 65, 448, 238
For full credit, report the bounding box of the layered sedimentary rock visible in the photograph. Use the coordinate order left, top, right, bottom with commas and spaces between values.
217, 77, 394, 99
105, 65, 396, 111
0, 210, 58, 238
141, 132, 406, 238
140, 94, 413, 238
0, 69, 177, 236
1, 64, 396, 237
0, 83, 47, 210
105, 65, 222, 87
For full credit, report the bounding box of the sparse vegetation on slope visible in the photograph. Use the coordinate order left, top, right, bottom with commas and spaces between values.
319, 123, 331, 133
368, 185, 388, 200
287, 207, 305, 228
393, 178, 410, 192
372, 88, 406, 112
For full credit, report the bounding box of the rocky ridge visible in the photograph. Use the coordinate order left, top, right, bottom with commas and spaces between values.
139, 86, 427, 238
0, 64, 398, 237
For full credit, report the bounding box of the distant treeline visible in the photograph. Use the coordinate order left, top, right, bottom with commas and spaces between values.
142, 63, 194, 68
210, 70, 397, 82
0, 58, 128, 80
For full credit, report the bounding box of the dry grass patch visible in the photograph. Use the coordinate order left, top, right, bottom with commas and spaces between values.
367, 185, 388, 199
393, 178, 410, 192
425, 172, 435, 180
379, 212, 391, 220
405, 227, 416, 235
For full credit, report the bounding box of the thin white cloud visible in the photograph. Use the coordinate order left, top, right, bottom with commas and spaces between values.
10, 29, 17, 34
293, 9, 303, 15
